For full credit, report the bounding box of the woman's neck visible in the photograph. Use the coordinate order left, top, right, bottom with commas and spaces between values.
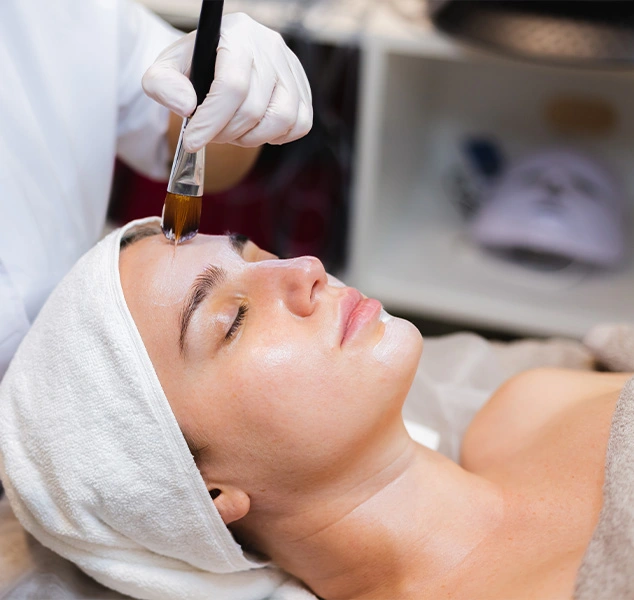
246, 440, 507, 600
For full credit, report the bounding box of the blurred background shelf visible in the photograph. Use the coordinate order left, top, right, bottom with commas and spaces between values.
138, 0, 461, 53
135, 0, 634, 339
348, 45, 634, 338
353, 181, 634, 338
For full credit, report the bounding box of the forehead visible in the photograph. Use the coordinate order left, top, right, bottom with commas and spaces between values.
119, 233, 240, 309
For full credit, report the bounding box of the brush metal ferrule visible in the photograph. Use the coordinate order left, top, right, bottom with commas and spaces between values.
167, 117, 205, 197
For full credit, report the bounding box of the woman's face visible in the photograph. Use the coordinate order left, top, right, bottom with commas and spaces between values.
119, 232, 422, 498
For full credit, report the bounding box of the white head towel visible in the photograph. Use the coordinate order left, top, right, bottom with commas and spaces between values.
0, 218, 314, 600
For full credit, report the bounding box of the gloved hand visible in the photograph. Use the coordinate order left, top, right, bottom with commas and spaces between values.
143, 13, 313, 152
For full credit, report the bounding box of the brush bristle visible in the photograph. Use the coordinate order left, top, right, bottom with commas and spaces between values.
161, 193, 202, 244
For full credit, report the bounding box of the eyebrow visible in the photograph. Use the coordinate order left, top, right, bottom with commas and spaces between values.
178, 234, 249, 354
228, 232, 249, 255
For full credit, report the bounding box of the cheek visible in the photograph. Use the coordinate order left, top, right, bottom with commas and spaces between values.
237, 338, 335, 409
233, 316, 422, 422
227, 340, 347, 453
231, 340, 382, 444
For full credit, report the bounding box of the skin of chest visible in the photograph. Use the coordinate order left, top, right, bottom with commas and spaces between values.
453, 368, 630, 600
461, 367, 629, 476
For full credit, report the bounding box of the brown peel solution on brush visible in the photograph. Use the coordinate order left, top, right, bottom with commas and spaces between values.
161, 0, 224, 245
161, 192, 202, 245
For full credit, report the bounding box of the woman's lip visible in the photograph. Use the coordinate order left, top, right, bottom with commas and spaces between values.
340, 288, 382, 346
340, 288, 363, 344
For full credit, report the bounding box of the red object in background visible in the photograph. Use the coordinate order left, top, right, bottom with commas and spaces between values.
108, 148, 343, 265
109, 160, 277, 250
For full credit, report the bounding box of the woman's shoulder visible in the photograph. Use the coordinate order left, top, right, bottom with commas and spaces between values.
460, 367, 632, 473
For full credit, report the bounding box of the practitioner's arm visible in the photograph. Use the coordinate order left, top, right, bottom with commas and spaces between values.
167, 112, 261, 192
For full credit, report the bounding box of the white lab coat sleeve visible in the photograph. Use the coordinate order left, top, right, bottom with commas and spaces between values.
0, 263, 30, 383
115, 0, 182, 181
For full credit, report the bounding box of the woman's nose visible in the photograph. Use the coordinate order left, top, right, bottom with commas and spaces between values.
263, 256, 327, 317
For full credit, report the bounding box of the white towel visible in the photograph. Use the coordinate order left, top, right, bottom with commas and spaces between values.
0, 218, 313, 600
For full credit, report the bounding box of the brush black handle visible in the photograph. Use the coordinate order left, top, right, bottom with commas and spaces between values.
190, 0, 224, 108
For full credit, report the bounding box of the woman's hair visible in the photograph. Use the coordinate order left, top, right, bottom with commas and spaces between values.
119, 221, 162, 250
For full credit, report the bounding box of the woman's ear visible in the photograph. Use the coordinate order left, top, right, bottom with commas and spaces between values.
208, 485, 250, 524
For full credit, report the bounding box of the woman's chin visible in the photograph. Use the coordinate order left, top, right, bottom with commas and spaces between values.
373, 310, 423, 369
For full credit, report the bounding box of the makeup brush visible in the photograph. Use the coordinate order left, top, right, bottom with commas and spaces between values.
161, 0, 224, 244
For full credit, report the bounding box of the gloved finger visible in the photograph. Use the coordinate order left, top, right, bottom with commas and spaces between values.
236, 50, 312, 146
210, 63, 276, 145
231, 70, 301, 148
182, 45, 254, 152
267, 100, 313, 145
143, 69, 197, 118
142, 32, 198, 118
286, 47, 313, 109
270, 52, 313, 144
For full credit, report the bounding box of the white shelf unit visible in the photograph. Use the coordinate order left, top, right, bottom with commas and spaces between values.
348, 25, 634, 339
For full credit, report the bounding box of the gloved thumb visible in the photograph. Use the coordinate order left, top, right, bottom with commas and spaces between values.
142, 32, 198, 118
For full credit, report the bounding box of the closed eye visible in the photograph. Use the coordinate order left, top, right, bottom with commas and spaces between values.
226, 303, 248, 341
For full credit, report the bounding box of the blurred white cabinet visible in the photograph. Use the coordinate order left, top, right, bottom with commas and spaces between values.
346, 4, 634, 338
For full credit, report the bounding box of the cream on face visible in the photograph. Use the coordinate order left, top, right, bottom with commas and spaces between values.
373, 309, 421, 366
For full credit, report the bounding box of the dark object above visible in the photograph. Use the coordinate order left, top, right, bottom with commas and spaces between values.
428, 1, 634, 68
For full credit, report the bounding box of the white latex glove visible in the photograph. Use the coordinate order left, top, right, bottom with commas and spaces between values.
142, 13, 313, 152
